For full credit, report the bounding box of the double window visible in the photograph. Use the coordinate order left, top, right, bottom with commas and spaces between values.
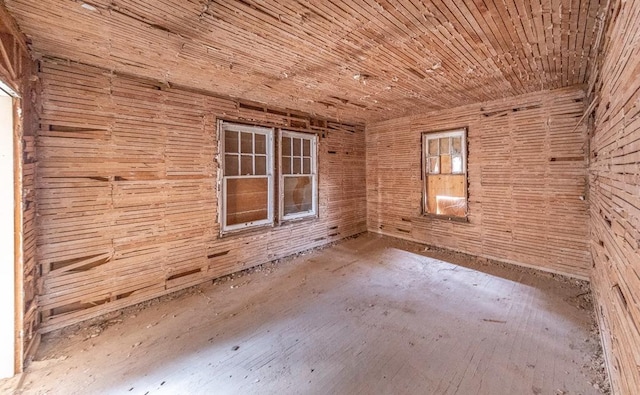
422, 128, 468, 218
220, 121, 318, 233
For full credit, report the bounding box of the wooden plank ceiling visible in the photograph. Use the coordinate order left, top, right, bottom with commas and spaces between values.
6, 0, 603, 123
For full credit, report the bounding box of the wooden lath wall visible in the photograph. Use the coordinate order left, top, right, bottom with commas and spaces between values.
36, 58, 366, 332
0, 3, 39, 371
589, 0, 640, 392
366, 86, 591, 278
4, 0, 604, 122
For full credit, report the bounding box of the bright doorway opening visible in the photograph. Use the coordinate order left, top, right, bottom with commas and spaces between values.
0, 88, 15, 379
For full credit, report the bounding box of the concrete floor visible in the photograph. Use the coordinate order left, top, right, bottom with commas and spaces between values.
11, 234, 606, 394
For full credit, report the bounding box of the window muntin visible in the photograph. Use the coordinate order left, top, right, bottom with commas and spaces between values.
221, 122, 274, 232
422, 128, 467, 218
280, 130, 318, 220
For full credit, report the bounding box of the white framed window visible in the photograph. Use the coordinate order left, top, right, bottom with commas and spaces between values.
220, 121, 274, 233
422, 128, 468, 218
280, 130, 318, 221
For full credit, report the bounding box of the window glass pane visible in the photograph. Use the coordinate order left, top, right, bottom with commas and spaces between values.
428, 139, 439, 156
255, 155, 267, 175
225, 131, 239, 153
452, 136, 462, 154
440, 137, 450, 154
241, 155, 253, 175
282, 156, 291, 174
428, 157, 440, 174
293, 138, 302, 156
303, 158, 311, 174
226, 178, 268, 226
303, 139, 311, 156
283, 176, 313, 215
293, 157, 302, 174
441, 154, 452, 174
282, 137, 291, 156
225, 154, 239, 176
452, 155, 463, 173
241, 132, 253, 154
255, 134, 266, 155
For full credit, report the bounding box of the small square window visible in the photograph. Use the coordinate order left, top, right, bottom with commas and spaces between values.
225, 131, 239, 153
293, 138, 302, 156
225, 154, 239, 176
452, 155, 463, 174
439, 137, 450, 154
282, 136, 292, 156
293, 157, 302, 174
428, 157, 440, 174
428, 139, 439, 156
255, 155, 267, 175
240, 155, 253, 175
240, 132, 253, 153
452, 137, 462, 154
255, 134, 266, 155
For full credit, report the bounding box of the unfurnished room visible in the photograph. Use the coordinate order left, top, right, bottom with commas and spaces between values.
0, 0, 638, 394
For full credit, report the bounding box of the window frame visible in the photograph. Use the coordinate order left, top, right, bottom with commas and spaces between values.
421, 127, 469, 220
279, 130, 319, 222
219, 121, 275, 234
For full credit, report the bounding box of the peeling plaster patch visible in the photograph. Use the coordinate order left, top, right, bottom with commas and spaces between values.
81, 3, 97, 11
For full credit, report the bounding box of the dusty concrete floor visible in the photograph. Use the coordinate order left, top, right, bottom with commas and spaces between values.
8, 233, 608, 394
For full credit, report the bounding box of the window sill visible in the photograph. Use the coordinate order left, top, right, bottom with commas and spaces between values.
219, 223, 275, 239
280, 214, 319, 226
421, 213, 469, 223
218, 214, 320, 239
